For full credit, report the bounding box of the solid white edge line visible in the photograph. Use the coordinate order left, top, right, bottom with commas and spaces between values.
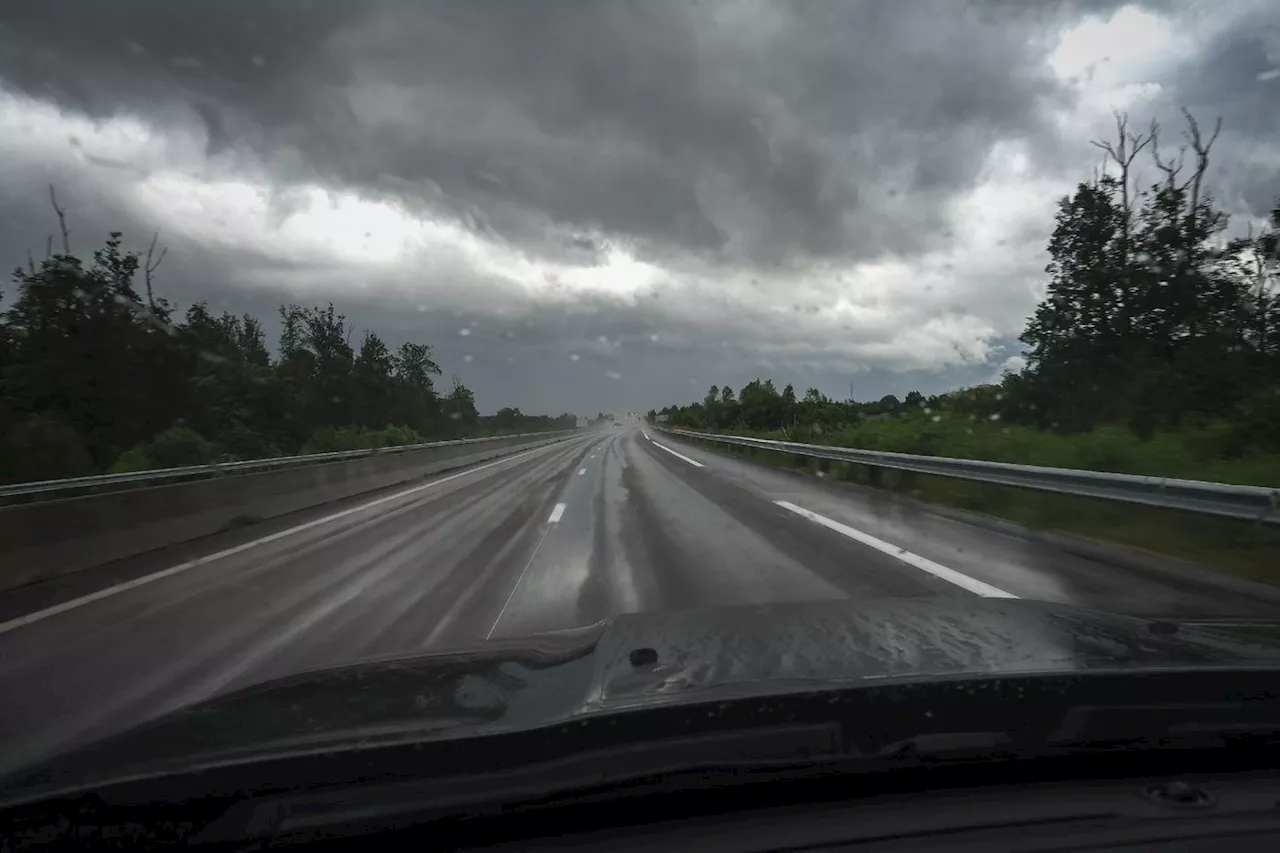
642, 431, 650, 440
0, 439, 580, 636
547, 502, 567, 523
577, 468, 586, 476
774, 501, 1018, 599
650, 440, 704, 468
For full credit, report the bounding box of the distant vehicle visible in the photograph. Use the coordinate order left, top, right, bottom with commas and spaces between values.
612, 421, 622, 427
5, 598, 1280, 848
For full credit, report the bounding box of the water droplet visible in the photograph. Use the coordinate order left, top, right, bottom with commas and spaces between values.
458, 328, 471, 336
649, 333, 659, 342
449, 412, 462, 421
931, 415, 941, 422
463, 354, 473, 363
606, 370, 622, 380
989, 413, 1001, 421
417, 305, 426, 313
570, 353, 580, 362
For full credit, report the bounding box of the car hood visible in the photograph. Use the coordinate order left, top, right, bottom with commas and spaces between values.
9, 597, 1280, 791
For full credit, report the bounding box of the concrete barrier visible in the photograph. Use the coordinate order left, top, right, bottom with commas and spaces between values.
0, 433, 576, 592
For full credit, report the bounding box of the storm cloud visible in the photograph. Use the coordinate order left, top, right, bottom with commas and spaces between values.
1, 0, 1276, 414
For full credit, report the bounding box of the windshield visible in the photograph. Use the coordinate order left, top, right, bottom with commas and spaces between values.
1, 0, 1279, 783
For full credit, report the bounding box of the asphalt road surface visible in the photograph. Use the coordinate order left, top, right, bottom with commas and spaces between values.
2, 425, 1278, 775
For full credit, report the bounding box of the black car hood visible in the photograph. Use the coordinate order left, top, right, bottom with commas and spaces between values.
9, 597, 1280, 792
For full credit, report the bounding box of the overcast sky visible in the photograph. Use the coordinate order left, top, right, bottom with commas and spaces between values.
1, 1, 1277, 416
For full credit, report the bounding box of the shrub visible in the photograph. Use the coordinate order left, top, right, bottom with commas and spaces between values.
0, 416, 95, 483
110, 426, 215, 473
148, 426, 216, 468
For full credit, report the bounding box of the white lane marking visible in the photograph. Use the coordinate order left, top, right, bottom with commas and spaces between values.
651, 440, 704, 468
547, 502, 567, 523
0, 440, 582, 636
775, 501, 1017, 599
590, 454, 596, 459
578, 468, 586, 476
642, 431, 650, 440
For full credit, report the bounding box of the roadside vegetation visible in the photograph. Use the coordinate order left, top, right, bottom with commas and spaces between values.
651, 112, 1280, 582
0, 195, 576, 484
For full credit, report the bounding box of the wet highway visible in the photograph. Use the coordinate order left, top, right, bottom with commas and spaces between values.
2, 425, 1278, 775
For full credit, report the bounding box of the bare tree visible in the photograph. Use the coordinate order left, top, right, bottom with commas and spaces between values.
1091, 113, 1154, 259
48, 185, 70, 254
1181, 107, 1222, 243
143, 231, 167, 310
1091, 112, 1154, 334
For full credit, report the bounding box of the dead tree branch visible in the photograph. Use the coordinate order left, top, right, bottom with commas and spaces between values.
1150, 124, 1185, 188
1090, 113, 1153, 257
48, 185, 70, 254
143, 230, 167, 310
1182, 108, 1222, 241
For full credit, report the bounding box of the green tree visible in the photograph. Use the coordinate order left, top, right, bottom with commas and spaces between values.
443, 376, 479, 434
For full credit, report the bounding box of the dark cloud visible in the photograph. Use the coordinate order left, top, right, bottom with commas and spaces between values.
1155, 5, 1280, 219
2, 0, 1271, 415
0, 0, 1075, 267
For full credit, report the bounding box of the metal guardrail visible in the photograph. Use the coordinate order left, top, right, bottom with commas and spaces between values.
0, 430, 578, 500
659, 428, 1280, 524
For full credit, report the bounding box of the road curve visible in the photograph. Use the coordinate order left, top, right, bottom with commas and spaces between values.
1, 425, 1277, 775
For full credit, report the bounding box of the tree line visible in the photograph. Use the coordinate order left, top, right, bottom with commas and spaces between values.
654, 111, 1280, 461
0, 201, 576, 484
